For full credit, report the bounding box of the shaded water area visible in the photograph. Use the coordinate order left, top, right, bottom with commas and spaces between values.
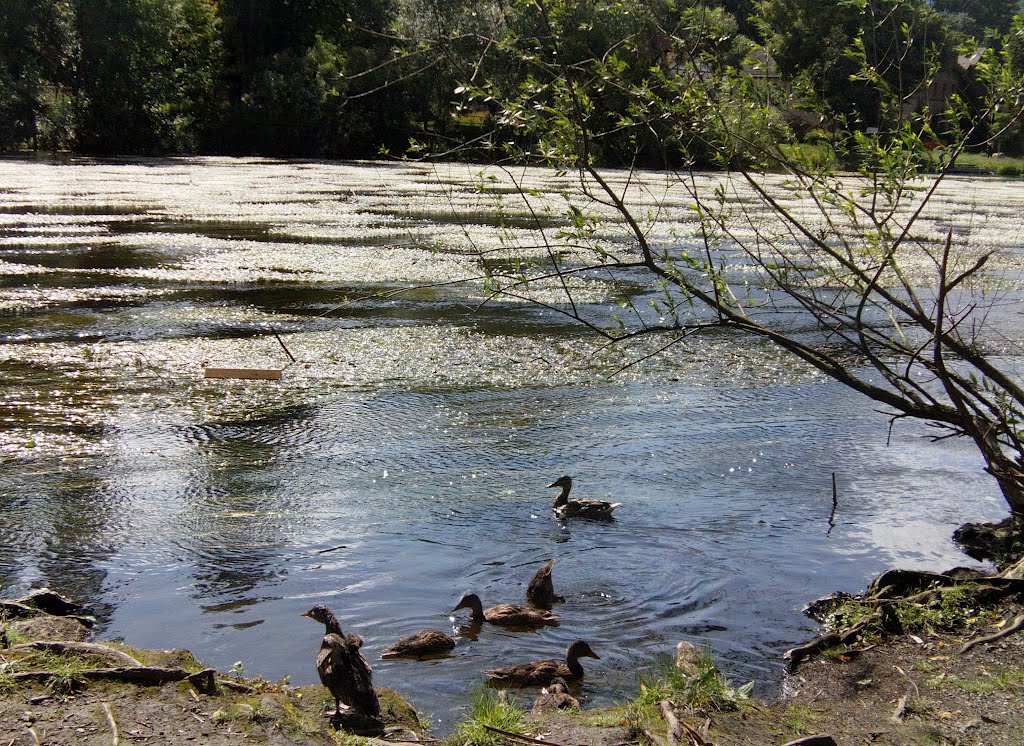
1, 156, 1021, 729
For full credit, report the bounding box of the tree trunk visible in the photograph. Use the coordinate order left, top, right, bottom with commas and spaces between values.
978, 435, 1024, 516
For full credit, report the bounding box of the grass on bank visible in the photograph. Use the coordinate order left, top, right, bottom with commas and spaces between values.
930, 666, 1024, 694
448, 689, 526, 746
624, 651, 753, 737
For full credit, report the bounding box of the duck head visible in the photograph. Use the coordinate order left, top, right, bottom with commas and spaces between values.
548, 475, 573, 505
566, 640, 600, 662
301, 604, 343, 635
546, 676, 571, 694
451, 592, 485, 621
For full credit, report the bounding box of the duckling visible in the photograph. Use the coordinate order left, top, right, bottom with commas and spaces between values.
526, 559, 564, 610
381, 629, 456, 660
486, 640, 599, 687
531, 676, 580, 714
452, 592, 558, 629
301, 605, 381, 719
549, 476, 621, 520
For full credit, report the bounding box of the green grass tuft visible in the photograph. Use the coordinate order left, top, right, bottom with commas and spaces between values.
781, 704, 821, 735
449, 689, 526, 746
623, 651, 753, 737
43, 653, 89, 694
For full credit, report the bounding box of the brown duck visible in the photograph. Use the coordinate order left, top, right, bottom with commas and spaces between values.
531, 676, 580, 714
486, 640, 599, 687
301, 605, 381, 718
549, 476, 621, 520
452, 592, 558, 629
381, 629, 456, 660
526, 559, 564, 610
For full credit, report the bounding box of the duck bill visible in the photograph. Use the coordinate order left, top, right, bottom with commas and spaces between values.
546, 481, 559, 488
299, 610, 312, 618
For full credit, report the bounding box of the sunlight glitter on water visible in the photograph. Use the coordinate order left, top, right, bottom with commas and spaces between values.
0, 157, 1021, 731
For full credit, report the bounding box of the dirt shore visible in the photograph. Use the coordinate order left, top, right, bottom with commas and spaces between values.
3, 559, 1023, 746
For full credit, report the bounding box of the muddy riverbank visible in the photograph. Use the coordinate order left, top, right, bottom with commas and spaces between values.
3, 540, 1023, 746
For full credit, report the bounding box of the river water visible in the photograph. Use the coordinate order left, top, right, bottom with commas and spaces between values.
0, 156, 1020, 728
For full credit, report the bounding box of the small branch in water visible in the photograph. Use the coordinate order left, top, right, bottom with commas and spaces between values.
315, 544, 348, 555
827, 473, 838, 536
272, 329, 297, 363
102, 702, 120, 746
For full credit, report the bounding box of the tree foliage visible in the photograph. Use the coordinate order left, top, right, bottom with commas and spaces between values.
75, 0, 224, 153
0, 0, 78, 149
4, 0, 1023, 157
444, 0, 1024, 515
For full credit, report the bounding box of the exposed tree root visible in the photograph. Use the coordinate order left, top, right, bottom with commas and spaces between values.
11, 665, 217, 690
786, 566, 1024, 671
12, 641, 142, 667
959, 613, 1024, 654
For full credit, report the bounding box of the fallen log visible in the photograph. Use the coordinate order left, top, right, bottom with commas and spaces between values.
12, 641, 142, 667
784, 609, 884, 672
11, 666, 217, 689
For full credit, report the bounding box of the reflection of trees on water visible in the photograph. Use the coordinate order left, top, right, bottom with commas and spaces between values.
178, 405, 323, 606
0, 462, 122, 624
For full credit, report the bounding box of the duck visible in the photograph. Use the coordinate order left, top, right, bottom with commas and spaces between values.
531, 676, 580, 714
486, 640, 599, 687
380, 629, 456, 660
301, 605, 381, 719
549, 476, 621, 520
452, 592, 558, 629
526, 559, 564, 610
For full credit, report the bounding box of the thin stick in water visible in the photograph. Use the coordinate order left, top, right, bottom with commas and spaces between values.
272, 329, 297, 363
827, 472, 839, 535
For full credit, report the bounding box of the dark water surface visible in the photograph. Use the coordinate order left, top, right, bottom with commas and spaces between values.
0, 157, 1014, 730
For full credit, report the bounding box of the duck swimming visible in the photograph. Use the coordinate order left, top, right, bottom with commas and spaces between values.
301, 605, 381, 719
486, 640, 599, 687
452, 592, 558, 629
526, 559, 564, 610
380, 629, 456, 660
549, 476, 621, 520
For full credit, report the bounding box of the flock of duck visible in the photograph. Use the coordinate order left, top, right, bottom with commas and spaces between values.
300, 476, 620, 723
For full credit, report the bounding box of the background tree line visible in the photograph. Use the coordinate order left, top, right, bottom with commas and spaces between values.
2, 0, 1023, 159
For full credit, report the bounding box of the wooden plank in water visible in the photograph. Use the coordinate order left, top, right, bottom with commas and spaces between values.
204, 367, 282, 381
